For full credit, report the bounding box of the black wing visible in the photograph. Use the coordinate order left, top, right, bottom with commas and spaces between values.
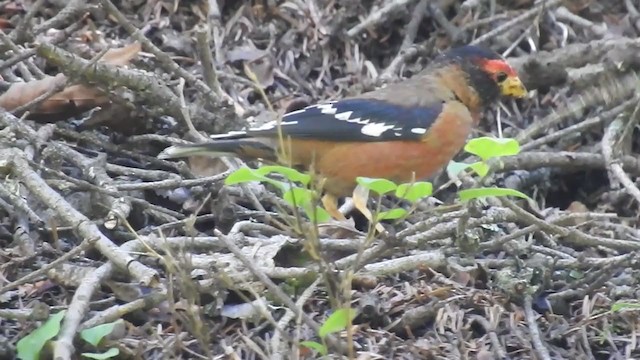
213, 98, 445, 142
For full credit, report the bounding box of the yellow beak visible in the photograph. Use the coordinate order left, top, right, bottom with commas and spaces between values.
500, 76, 527, 98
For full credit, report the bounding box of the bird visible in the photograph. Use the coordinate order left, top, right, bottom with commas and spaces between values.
158, 45, 527, 231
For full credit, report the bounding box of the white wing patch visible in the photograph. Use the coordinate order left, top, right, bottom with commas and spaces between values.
209, 130, 247, 139
249, 120, 299, 131
347, 117, 369, 125
233, 100, 430, 140
252, 121, 276, 131
316, 103, 338, 115
334, 111, 352, 121
283, 101, 339, 118
360, 122, 395, 137
283, 108, 306, 117
334, 111, 370, 125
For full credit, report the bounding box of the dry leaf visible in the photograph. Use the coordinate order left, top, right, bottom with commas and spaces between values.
192, 237, 287, 292
99, 42, 142, 65
566, 200, 589, 226
497, 0, 534, 8
226, 43, 267, 63
563, 0, 592, 13
244, 57, 275, 88
0, 19, 13, 29
0, 42, 141, 116
317, 217, 363, 238
187, 156, 229, 177
228, 43, 275, 88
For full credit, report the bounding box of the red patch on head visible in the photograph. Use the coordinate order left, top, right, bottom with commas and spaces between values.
478, 58, 517, 77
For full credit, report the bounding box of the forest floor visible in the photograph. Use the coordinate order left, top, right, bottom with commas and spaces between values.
1, 0, 640, 359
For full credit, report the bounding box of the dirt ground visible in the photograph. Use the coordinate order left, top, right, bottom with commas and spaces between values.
1, 0, 640, 359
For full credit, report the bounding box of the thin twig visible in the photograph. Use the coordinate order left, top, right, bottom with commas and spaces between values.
524, 295, 553, 360
213, 229, 348, 354
602, 115, 640, 204
471, 0, 562, 45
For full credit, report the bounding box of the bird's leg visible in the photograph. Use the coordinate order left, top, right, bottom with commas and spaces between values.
352, 185, 386, 234
321, 194, 348, 221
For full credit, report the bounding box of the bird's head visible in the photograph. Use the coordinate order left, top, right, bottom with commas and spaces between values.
434, 45, 527, 106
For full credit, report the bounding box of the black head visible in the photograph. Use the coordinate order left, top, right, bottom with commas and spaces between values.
433, 45, 527, 105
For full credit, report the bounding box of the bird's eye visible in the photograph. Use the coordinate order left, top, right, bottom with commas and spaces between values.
495, 72, 508, 82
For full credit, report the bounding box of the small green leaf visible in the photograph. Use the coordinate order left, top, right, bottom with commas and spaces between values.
80, 320, 123, 347
464, 137, 520, 161
300, 341, 328, 356
255, 166, 311, 185
81, 348, 120, 359
319, 308, 357, 338
446, 161, 471, 177
377, 208, 408, 221
568, 270, 584, 279
283, 187, 313, 207
356, 177, 397, 195
225, 167, 264, 185
395, 182, 433, 203
225, 167, 288, 191
283, 189, 331, 223
468, 162, 490, 177
458, 187, 531, 201
17, 310, 66, 360
612, 302, 640, 312
306, 205, 332, 223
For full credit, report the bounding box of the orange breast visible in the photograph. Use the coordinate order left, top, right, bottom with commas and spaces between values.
281, 107, 474, 197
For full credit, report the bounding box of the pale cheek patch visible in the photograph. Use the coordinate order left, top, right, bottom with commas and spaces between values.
360, 123, 395, 137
